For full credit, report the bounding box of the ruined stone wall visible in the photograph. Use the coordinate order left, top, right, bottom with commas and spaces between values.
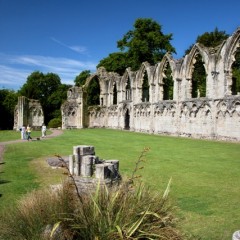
63, 27, 240, 142
14, 96, 44, 130
61, 87, 84, 129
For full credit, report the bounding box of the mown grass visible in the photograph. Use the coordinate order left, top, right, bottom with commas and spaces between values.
0, 129, 51, 142
0, 128, 240, 239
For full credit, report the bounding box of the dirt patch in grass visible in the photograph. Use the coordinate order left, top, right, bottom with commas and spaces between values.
30, 156, 68, 188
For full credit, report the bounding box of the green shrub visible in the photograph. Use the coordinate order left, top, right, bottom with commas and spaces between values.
48, 118, 62, 128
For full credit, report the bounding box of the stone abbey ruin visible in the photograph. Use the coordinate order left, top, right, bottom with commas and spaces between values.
61, 27, 240, 142
14, 96, 44, 130
15, 27, 240, 141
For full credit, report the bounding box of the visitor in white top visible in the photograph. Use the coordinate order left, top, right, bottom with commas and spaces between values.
41, 124, 47, 138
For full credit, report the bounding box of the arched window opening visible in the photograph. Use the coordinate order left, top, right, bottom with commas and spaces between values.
231, 47, 240, 95
141, 71, 149, 102
87, 76, 100, 106
191, 54, 207, 98
125, 77, 131, 100
163, 62, 174, 100
124, 109, 130, 130
113, 83, 117, 104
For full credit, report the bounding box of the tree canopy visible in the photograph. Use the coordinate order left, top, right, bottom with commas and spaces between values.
19, 71, 70, 124
74, 70, 91, 87
0, 89, 18, 129
185, 28, 229, 55
97, 18, 176, 74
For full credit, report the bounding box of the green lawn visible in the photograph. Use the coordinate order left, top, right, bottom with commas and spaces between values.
0, 128, 239, 239
0, 129, 51, 142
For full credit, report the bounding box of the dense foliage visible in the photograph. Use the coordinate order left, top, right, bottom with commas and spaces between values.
0, 89, 18, 129
74, 70, 91, 87
97, 18, 176, 74
19, 71, 70, 125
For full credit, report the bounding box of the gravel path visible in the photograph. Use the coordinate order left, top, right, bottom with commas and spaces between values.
0, 129, 63, 163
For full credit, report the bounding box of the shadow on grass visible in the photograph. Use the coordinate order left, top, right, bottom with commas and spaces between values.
0, 162, 5, 165
0, 179, 10, 185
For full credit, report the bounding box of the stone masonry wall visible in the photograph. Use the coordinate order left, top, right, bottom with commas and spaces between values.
62, 27, 240, 142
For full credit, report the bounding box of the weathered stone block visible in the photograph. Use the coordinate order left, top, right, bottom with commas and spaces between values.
73, 145, 95, 156
80, 155, 94, 177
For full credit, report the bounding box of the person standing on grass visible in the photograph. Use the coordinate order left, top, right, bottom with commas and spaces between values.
26, 125, 32, 141
21, 126, 26, 140
41, 123, 47, 138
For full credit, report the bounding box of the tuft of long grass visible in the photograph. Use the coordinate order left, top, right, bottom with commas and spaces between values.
0, 182, 76, 240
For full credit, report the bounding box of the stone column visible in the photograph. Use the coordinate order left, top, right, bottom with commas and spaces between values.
95, 164, 109, 180
69, 155, 74, 175
81, 155, 94, 177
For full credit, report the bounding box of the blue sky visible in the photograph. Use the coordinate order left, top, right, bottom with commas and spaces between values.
0, 0, 239, 90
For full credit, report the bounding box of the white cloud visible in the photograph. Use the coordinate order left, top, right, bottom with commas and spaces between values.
50, 37, 88, 54
0, 53, 97, 90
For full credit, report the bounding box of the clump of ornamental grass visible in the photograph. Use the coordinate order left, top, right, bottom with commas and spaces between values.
0, 147, 183, 240
0, 182, 76, 240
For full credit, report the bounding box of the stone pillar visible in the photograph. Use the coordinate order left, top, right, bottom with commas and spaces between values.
69, 155, 74, 175
81, 155, 94, 177
95, 164, 109, 180
74, 154, 80, 176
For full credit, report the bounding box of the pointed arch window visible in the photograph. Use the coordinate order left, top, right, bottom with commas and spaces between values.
113, 83, 117, 104
141, 71, 149, 102
191, 54, 207, 98
163, 62, 173, 100
87, 76, 100, 105
125, 77, 131, 100
231, 47, 240, 95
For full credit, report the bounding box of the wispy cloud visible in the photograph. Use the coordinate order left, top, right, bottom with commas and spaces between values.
50, 37, 88, 54
0, 53, 97, 90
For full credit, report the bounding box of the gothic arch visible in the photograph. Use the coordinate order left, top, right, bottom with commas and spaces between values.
223, 27, 240, 71
222, 28, 240, 95
155, 53, 176, 100
184, 44, 209, 98
135, 62, 151, 88
185, 44, 209, 80
157, 53, 175, 84
118, 68, 135, 102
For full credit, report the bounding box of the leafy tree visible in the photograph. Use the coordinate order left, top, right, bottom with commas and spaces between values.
87, 77, 100, 106
185, 28, 229, 55
97, 52, 128, 75
0, 89, 18, 129
74, 70, 91, 87
19, 71, 69, 124
98, 18, 176, 74
196, 27, 229, 48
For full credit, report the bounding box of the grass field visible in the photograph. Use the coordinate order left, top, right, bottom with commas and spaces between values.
0, 128, 239, 239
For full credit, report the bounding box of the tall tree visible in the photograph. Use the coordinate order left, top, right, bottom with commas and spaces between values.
97, 53, 128, 75
98, 18, 176, 73
74, 70, 91, 87
185, 28, 229, 55
19, 71, 68, 124
0, 89, 18, 129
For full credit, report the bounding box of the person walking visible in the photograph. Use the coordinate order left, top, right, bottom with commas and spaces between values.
26, 125, 32, 141
41, 124, 47, 138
